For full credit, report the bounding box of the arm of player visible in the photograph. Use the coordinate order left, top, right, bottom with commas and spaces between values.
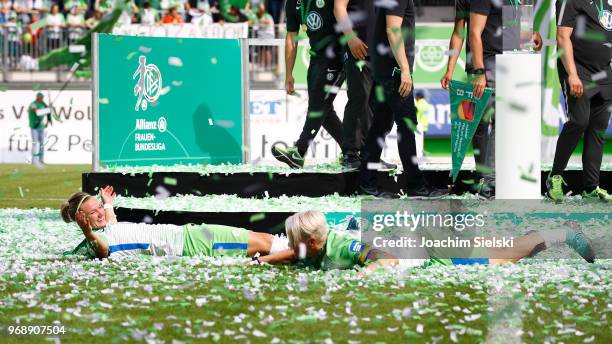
100, 185, 118, 224
556, 26, 583, 97
334, 0, 367, 60
441, 18, 466, 90
285, 31, 298, 95
357, 249, 399, 277
386, 15, 412, 97
469, 12, 487, 98
257, 248, 297, 265
76, 212, 109, 258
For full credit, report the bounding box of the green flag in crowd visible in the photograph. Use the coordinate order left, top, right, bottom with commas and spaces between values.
449, 80, 493, 183
38, 1, 127, 76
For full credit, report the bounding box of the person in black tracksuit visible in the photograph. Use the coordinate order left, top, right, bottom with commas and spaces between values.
440, 0, 490, 192
358, 0, 445, 198
271, 0, 345, 168
547, 0, 612, 201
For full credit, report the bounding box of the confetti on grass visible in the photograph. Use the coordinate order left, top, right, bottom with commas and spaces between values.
0, 209, 610, 342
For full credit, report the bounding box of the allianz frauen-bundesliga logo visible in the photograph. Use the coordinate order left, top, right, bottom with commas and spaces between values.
133, 56, 163, 111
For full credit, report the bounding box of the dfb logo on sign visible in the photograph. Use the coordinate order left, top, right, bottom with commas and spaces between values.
133, 55, 163, 112
307, 12, 323, 31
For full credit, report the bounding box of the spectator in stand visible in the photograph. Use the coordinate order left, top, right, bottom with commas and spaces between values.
254, 2, 273, 38
12, 0, 33, 25
161, 0, 189, 21
225, 5, 247, 22
162, 6, 183, 23
140, 1, 161, 25
45, 4, 64, 49
0, 0, 10, 23
208, 0, 222, 23
268, 0, 282, 24
85, 9, 103, 29
63, 0, 88, 14
95, 0, 113, 14
32, 0, 52, 16
241, 1, 257, 24
66, 5, 85, 42
66, 6, 85, 27
5, 11, 22, 68
26, 10, 44, 56
190, 6, 213, 26
254, 2, 274, 67
117, 0, 139, 26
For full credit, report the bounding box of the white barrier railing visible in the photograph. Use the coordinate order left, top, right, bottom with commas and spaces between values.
111, 23, 250, 39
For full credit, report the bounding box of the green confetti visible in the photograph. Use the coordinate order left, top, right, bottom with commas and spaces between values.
375, 85, 385, 103
126, 52, 138, 60
163, 177, 177, 186
211, 57, 218, 64
339, 31, 357, 46
355, 60, 366, 72
18, 186, 24, 198
308, 111, 323, 118
403, 118, 419, 134
249, 213, 266, 223
483, 107, 495, 122
583, 30, 605, 42
9, 170, 23, 180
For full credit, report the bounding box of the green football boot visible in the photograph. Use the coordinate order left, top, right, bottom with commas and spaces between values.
581, 187, 612, 202
546, 175, 567, 202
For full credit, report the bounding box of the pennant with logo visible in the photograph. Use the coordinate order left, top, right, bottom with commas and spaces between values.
449, 80, 493, 183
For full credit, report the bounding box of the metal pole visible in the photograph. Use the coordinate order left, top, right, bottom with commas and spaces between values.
92, 33, 100, 171
241, 37, 250, 164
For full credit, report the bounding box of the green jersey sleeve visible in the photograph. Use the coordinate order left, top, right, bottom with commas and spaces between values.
321, 231, 371, 270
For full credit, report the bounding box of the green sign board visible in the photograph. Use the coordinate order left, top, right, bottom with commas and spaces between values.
292, 24, 468, 88
93, 34, 247, 168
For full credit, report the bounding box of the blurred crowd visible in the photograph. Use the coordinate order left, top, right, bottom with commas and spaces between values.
0, 0, 278, 39
0, 0, 279, 69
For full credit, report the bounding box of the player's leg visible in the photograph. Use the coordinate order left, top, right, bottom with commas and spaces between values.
487, 223, 595, 264
342, 52, 373, 166
358, 79, 394, 195
295, 55, 344, 156
581, 93, 612, 200
548, 81, 592, 201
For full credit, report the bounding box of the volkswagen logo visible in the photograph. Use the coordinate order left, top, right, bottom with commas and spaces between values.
307, 12, 323, 31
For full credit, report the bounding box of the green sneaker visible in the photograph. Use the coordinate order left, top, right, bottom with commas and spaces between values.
564, 226, 595, 263
271, 145, 304, 169
581, 187, 612, 202
546, 175, 567, 202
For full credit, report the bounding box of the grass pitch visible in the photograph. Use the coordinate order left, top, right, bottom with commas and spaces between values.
0, 210, 610, 343
0, 164, 90, 209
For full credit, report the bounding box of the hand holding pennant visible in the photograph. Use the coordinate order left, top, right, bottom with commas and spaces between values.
449, 80, 493, 183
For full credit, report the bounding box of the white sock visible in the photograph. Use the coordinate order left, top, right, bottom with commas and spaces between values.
538, 230, 566, 247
